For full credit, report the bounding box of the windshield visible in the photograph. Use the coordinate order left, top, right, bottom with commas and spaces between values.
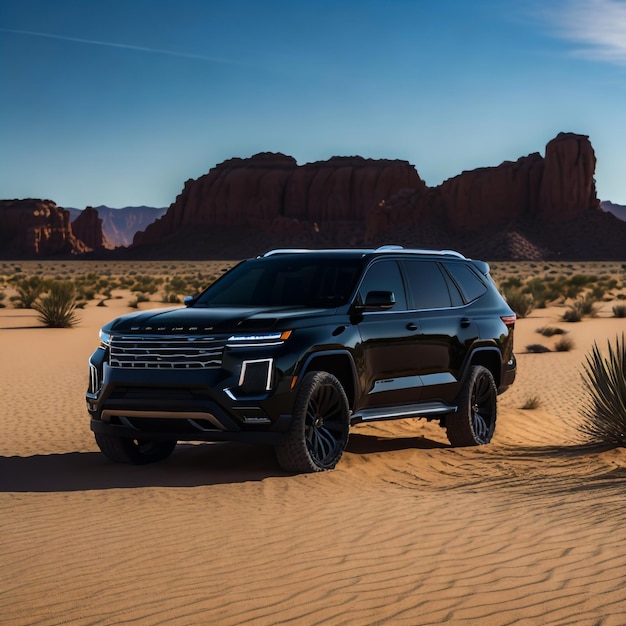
193, 255, 363, 308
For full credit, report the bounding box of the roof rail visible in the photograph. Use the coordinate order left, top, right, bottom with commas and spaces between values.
375, 245, 404, 251
261, 249, 311, 257
260, 247, 466, 259
375, 246, 465, 259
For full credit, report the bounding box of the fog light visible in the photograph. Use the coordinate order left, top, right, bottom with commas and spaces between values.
239, 358, 273, 394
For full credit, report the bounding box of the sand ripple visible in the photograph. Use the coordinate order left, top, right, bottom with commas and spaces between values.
1, 300, 625, 624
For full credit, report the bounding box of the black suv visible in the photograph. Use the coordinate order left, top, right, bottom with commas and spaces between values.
87, 247, 516, 473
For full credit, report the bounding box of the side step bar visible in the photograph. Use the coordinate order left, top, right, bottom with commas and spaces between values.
350, 401, 457, 425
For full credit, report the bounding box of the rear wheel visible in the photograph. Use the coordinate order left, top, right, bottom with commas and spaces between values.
275, 371, 350, 473
95, 433, 177, 464
446, 365, 497, 447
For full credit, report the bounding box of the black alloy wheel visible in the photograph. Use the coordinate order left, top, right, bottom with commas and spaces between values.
275, 371, 350, 473
446, 365, 497, 447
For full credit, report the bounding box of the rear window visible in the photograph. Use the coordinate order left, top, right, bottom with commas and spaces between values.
443, 262, 487, 303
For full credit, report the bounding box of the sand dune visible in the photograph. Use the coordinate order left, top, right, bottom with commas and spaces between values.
1, 294, 625, 625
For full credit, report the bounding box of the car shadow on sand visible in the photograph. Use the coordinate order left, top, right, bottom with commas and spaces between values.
0, 432, 449, 492
0, 443, 282, 492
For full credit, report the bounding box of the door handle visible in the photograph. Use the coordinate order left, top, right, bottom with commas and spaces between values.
406, 322, 419, 331
460, 317, 471, 328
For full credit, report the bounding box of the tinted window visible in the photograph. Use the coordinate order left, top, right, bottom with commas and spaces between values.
444, 262, 487, 303
193, 256, 362, 307
403, 260, 453, 309
358, 260, 407, 310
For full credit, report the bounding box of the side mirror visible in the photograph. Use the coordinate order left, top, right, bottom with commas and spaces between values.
183, 296, 195, 306
352, 290, 396, 311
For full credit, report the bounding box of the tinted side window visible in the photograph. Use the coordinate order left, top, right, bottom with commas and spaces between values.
444, 262, 487, 303
403, 260, 454, 309
358, 260, 407, 310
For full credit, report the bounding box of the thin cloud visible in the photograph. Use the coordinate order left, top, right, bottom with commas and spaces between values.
542, 0, 626, 66
0, 27, 246, 66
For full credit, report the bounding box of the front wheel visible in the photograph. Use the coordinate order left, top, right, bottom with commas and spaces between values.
95, 432, 177, 464
275, 371, 350, 473
446, 365, 497, 447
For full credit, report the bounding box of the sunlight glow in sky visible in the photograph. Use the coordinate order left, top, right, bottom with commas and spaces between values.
1, 0, 625, 208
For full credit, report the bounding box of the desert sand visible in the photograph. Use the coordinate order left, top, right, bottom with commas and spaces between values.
1, 270, 625, 625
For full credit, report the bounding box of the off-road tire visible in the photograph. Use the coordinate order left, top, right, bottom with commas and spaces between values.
95, 433, 177, 464
275, 371, 350, 473
446, 365, 497, 447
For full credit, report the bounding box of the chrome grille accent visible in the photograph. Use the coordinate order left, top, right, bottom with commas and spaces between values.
109, 335, 225, 369
88, 364, 100, 393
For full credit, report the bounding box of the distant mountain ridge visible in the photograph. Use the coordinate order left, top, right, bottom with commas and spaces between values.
67, 205, 167, 248
601, 200, 626, 222
131, 132, 626, 260
2, 133, 625, 260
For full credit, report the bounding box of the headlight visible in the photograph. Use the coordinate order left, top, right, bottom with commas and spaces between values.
99, 329, 111, 347
226, 330, 292, 347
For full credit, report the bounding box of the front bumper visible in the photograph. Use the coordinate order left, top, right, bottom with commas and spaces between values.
87, 346, 295, 444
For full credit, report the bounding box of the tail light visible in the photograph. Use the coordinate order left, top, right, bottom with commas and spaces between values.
501, 314, 516, 328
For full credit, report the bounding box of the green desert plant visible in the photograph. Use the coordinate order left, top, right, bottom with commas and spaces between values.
12, 276, 47, 308
612, 304, 626, 318
33, 281, 80, 328
579, 333, 626, 445
562, 303, 583, 323
578, 294, 599, 317
502, 287, 534, 318
128, 292, 150, 308
554, 337, 575, 352
0, 291, 5, 308
526, 344, 551, 353
536, 326, 567, 337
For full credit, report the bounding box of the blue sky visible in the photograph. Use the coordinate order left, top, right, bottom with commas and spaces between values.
1, 0, 625, 209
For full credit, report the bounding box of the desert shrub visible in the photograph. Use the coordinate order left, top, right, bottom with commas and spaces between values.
128, 292, 150, 308
521, 396, 541, 410
502, 287, 534, 318
12, 276, 47, 308
501, 276, 523, 289
526, 344, 551, 353
130, 275, 161, 294
562, 304, 583, 322
578, 294, 599, 317
579, 333, 626, 445
554, 337, 575, 352
524, 278, 549, 308
0, 291, 5, 308
163, 293, 181, 304
536, 326, 567, 337
33, 281, 80, 328
612, 304, 626, 318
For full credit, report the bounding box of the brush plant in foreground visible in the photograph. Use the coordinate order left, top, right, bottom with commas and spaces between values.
579, 333, 626, 445
33, 281, 80, 328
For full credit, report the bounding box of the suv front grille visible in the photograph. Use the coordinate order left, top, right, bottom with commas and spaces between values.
109, 336, 225, 369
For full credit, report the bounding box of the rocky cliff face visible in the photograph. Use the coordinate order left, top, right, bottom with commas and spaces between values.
368, 133, 600, 236
71, 207, 114, 250
0, 199, 90, 258
134, 134, 601, 254
134, 153, 425, 246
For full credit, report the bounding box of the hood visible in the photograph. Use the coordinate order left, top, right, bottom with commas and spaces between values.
105, 305, 334, 334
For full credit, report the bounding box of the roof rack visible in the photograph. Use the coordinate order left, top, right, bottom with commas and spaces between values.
261, 249, 312, 257
375, 246, 465, 259
261, 247, 466, 259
